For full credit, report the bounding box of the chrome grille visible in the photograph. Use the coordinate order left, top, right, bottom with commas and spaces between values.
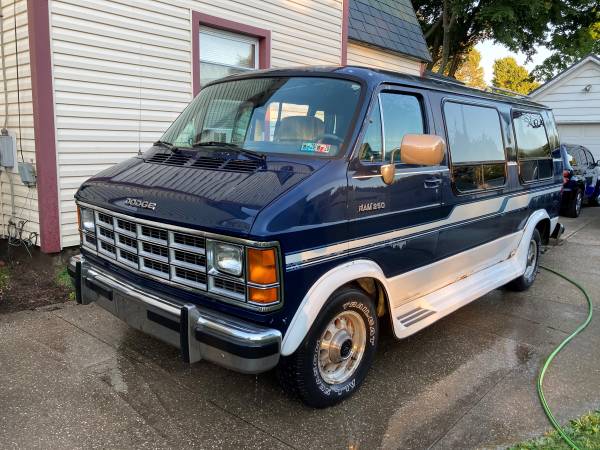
83, 209, 208, 291
79, 206, 282, 310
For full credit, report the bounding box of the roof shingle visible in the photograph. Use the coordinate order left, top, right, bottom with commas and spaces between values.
349, 0, 431, 62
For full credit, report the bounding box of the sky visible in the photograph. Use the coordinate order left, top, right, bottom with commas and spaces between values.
475, 40, 553, 84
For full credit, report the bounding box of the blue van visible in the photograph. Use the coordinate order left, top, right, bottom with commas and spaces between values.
69, 67, 564, 407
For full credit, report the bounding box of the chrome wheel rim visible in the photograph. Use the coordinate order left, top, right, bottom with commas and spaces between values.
318, 311, 367, 384
524, 238, 538, 281
576, 192, 582, 215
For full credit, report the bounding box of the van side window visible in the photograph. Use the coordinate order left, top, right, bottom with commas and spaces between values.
359, 93, 424, 163
512, 111, 552, 182
444, 102, 506, 192
380, 94, 424, 162
358, 98, 383, 161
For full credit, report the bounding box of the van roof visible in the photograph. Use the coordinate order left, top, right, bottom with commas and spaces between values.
216, 65, 549, 110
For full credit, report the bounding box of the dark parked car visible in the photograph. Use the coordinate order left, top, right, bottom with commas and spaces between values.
555, 144, 600, 217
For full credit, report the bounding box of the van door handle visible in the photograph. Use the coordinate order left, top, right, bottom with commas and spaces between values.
424, 177, 442, 189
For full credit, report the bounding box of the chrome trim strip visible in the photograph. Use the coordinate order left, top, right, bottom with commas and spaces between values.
353, 167, 449, 179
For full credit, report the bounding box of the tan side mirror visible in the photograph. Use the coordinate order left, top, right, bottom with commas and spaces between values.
379, 135, 445, 185
400, 134, 446, 166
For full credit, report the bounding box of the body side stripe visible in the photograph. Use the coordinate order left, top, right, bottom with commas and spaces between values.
285, 185, 560, 269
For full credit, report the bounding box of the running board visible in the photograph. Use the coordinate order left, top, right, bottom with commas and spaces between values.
391, 254, 524, 339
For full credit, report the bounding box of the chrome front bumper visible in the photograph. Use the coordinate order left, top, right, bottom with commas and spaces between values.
68, 255, 281, 374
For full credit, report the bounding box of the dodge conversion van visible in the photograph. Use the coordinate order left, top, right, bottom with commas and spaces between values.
69, 67, 564, 407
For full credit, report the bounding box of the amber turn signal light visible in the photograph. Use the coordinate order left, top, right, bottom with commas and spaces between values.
247, 248, 277, 285
248, 287, 278, 304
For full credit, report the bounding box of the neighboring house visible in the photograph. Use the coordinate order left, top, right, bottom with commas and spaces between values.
0, 0, 430, 253
530, 54, 600, 159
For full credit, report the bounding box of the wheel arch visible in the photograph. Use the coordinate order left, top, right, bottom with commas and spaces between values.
535, 217, 551, 245
281, 259, 390, 356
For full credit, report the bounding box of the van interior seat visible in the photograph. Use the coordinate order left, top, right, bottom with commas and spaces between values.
274, 116, 325, 142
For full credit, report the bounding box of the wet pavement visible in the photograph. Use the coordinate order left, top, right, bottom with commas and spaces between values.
1, 210, 599, 449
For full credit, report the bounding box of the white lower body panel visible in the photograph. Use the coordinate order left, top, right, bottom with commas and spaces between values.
390, 223, 536, 339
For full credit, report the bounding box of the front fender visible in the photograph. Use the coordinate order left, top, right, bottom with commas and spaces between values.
281, 259, 388, 356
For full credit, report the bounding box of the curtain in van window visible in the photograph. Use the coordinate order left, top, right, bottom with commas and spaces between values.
512, 111, 552, 182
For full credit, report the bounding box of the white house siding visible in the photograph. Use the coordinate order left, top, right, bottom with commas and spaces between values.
531, 59, 600, 159
0, 0, 39, 241
558, 124, 600, 159
346, 41, 421, 75
49, 0, 343, 248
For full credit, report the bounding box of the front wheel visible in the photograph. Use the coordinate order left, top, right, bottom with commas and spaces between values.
506, 229, 541, 292
277, 287, 378, 408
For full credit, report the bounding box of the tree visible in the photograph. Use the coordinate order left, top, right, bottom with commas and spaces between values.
454, 48, 486, 88
492, 57, 540, 94
413, 0, 556, 77
533, 3, 599, 81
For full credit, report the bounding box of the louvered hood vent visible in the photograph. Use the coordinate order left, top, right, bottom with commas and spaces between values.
146, 152, 261, 173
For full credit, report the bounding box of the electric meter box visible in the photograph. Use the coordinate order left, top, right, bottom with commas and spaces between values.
0, 134, 17, 171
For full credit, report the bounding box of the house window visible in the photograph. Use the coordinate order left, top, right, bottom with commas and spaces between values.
199, 27, 259, 88
444, 101, 507, 192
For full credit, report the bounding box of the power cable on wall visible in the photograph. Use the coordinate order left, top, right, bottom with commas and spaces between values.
13, 0, 24, 162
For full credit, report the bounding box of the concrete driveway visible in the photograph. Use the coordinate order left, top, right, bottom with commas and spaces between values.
1, 210, 599, 449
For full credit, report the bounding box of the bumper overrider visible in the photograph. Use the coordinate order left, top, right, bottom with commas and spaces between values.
68, 255, 281, 374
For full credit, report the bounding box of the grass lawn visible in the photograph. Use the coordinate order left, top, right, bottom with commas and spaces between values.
509, 411, 600, 449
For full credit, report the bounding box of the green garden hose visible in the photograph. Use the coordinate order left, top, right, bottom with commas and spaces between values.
537, 266, 594, 450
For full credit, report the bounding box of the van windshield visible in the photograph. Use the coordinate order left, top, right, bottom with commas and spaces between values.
160, 77, 362, 157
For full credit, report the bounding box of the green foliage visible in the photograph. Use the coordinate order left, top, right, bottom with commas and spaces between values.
508, 410, 600, 450
492, 57, 540, 94
412, 0, 555, 76
533, 2, 599, 81
454, 48, 486, 88
412, 0, 598, 81
55, 267, 75, 301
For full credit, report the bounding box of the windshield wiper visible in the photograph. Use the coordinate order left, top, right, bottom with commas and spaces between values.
192, 141, 265, 161
153, 140, 179, 153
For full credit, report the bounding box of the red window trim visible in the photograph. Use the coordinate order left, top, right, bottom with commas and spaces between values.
191, 12, 271, 96
27, 0, 61, 253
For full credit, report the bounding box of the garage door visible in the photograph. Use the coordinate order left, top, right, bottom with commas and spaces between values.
558, 123, 600, 160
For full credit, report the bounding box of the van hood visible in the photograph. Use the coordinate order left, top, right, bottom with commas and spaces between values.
75, 151, 327, 236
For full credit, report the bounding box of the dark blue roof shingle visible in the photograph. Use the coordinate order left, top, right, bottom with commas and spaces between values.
348, 0, 431, 62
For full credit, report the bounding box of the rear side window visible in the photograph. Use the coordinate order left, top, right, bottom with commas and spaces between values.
444, 101, 506, 192
569, 147, 586, 167
512, 111, 552, 182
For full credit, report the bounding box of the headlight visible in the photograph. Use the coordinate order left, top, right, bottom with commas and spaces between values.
80, 207, 95, 232
210, 241, 243, 277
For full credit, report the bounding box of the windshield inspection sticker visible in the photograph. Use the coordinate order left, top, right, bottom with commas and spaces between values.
301, 142, 331, 154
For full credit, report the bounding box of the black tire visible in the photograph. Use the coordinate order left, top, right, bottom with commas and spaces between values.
563, 188, 583, 218
506, 229, 541, 292
277, 287, 378, 408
